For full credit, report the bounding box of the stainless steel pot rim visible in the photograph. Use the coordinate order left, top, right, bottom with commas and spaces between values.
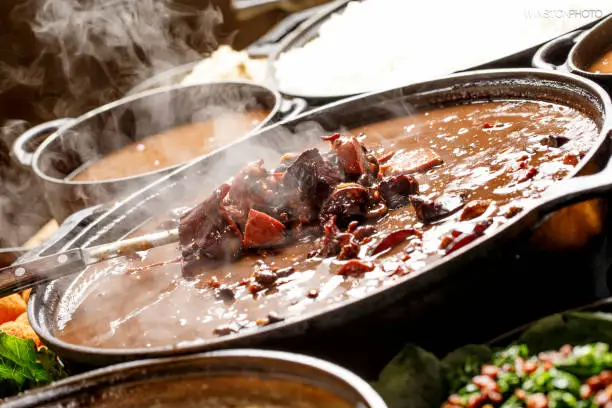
29, 68, 612, 361
30, 80, 283, 186
5, 349, 387, 407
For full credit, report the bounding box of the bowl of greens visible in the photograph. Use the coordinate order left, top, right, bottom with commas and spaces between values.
373, 299, 612, 408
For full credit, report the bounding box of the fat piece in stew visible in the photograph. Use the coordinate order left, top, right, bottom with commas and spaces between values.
57, 100, 598, 349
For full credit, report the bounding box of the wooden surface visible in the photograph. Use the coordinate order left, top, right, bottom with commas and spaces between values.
24, 220, 59, 250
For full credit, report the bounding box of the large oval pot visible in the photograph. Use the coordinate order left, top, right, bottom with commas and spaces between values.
12, 81, 306, 222
2, 349, 387, 408
28, 69, 612, 374
533, 14, 612, 90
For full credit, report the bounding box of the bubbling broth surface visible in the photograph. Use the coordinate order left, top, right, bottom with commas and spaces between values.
588, 48, 612, 74
70, 110, 270, 181
57, 101, 598, 349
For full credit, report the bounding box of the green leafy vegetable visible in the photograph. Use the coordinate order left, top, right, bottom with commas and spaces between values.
0, 332, 67, 398
374, 311, 612, 408
519, 312, 612, 353
372, 344, 445, 408
441, 345, 493, 393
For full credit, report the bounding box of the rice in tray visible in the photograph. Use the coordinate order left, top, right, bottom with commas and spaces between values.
274, 0, 612, 97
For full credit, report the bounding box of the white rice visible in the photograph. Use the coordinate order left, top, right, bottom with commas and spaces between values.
274, 0, 612, 97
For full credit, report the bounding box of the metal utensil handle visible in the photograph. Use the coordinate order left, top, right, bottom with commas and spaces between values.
0, 249, 85, 298
84, 228, 179, 264
12, 118, 75, 167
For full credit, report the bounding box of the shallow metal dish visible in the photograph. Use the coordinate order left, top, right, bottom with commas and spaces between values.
533, 14, 612, 91
12, 81, 306, 222
2, 349, 387, 408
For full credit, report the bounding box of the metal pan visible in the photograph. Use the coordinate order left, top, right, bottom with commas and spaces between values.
268, 1, 608, 106
533, 14, 612, 91
27, 69, 612, 371
2, 349, 387, 408
12, 81, 306, 223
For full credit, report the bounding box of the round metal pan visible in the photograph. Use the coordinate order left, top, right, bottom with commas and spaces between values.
12, 81, 306, 223
27, 69, 612, 373
269, 1, 607, 106
533, 14, 612, 91
2, 349, 387, 408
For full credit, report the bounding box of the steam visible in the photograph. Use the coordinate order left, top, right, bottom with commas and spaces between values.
12, 0, 223, 118
0, 121, 51, 247
0, 0, 225, 245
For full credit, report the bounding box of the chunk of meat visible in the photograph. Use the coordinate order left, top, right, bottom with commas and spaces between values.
317, 216, 361, 259
332, 136, 370, 176
371, 228, 419, 255
382, 148, 443, 176
541, 134, 570, 148
459, 200, 491, 221
283, 148, 344, 207
320, 183, 369, 226
330, 135, 379, 183
444, 219, 493, 254
336, 259, 375, 276
410, 192, 466, 224
515, 167, 538, 183
179, 184, 243, 276
243, 209, 286, 248
563, 153, 579, 166
379, 175, 420, 209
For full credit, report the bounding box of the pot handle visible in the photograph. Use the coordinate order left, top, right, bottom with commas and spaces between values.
245, 3, 328, 57
12, 118, 75, 167
532, 30, 585, 71
278, 97, 308, 122
536, 153, 612, 218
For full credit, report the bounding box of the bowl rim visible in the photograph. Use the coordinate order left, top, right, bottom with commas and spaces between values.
30, 80, 282, 186
3, 349, 388, 408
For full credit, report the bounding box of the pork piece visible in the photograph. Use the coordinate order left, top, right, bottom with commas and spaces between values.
179, 184, 243, 276
379, 174, 420, 209
243, 209, 287, 249
320, 183, 370, 226
330, 135, 379, 183
282, 148, 345, 208
381, 148, 443, 176
318, 216, 361, 259
410, 192, 466, 224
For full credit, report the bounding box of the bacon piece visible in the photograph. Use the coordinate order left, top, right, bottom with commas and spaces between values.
336, 259, 375, 276
445, 219, 493, 254
332, 136, 370, 176
382, 148, 443, 176
243, 209, 286, 249
371, 228, 418, 255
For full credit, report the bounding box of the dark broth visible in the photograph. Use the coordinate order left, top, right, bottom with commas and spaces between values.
70, 110, 270, 181
57, 100, 598, 349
